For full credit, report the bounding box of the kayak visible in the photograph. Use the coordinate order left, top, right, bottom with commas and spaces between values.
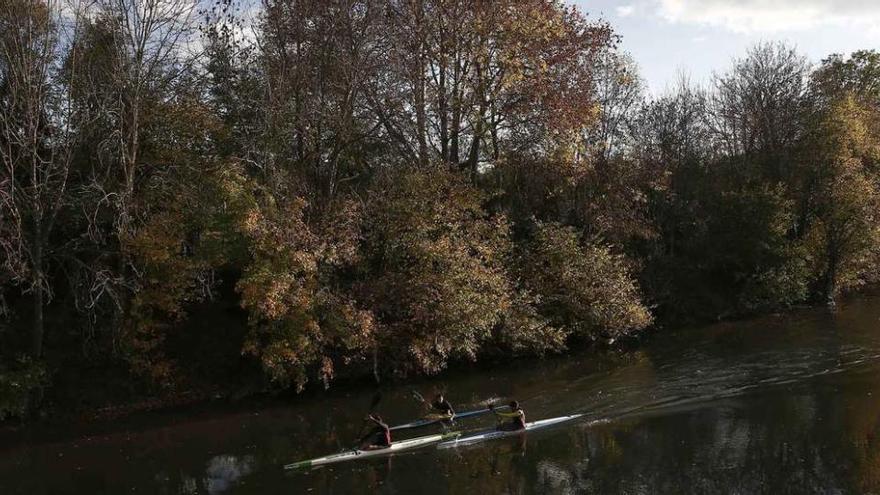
284, 430, 462, 470
438, 414, 583, 448
390, 405, 510, 431
437, 414, 583, 449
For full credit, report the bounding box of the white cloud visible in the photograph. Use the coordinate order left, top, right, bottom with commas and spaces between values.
616, 4, 636, 17
656, 0, 880, 34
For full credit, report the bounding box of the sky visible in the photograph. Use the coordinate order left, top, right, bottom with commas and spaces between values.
571, 0, 880, 95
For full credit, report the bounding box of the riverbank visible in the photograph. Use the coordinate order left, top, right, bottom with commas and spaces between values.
2, 283, 851, 438
0, 301, 818, 434
0, 327, 635, 437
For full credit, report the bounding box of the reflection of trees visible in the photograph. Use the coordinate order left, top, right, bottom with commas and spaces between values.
428, 368, 880, 494
837, 375, 880, 492
435, 437, 529, 494
203, 455, 255, 494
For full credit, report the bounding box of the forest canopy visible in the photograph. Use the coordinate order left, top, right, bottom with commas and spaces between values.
1, 0, 879, 418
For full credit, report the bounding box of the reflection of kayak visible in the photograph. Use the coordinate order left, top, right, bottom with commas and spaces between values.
284, 430, 462, 470
390, 405, 509, 431
437, 414, 583, 449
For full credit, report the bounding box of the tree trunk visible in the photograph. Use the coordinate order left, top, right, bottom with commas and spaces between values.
413, 5, 428, 168
467, 115, 482, 182
467, 65, 486, 182
31, 239, 44, 358
450, 53, 461, 164
372, 347, 380, 384
415, 78, 428, 167
439, 58, 449, 163
825, 248, 839, 306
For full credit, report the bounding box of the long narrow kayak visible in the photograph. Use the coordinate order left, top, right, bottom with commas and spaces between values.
437, 414, 583, 449
390, 405, 509, 431
284, 430, 462, 470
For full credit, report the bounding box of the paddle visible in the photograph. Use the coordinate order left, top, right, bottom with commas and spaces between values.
410, 389, 457, 428
368, 390, 383, 412
411, 389, 453, 419
410, 389, 428, 405
351, 391, 383, 450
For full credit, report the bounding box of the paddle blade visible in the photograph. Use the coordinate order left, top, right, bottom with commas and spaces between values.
410, 389, 426, 403
369, 391, 382, 412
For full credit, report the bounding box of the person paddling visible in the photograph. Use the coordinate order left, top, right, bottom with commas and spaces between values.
431, 393, 455, 419
490, 400, 526, 431
358, 414, 391, 450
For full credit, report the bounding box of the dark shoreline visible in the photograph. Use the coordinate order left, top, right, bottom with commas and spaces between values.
5, 285, 867, 448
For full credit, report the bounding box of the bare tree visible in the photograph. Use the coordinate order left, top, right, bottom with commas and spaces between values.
710, 42, 811, 175
0, 0, 89, 357
74, 0, 198, 346
258, 0, 383, 198
99, 0, 197, 232
587, 49, 644, 163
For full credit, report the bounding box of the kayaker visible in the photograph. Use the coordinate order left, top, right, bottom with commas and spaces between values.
359, 414, 391, 450
431, 393, 455, 418
490, 400, 526, 431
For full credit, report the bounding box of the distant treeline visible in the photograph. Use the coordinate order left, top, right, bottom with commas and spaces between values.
1, 0, 878, 419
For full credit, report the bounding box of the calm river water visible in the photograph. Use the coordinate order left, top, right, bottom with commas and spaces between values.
5, 295, 880, 494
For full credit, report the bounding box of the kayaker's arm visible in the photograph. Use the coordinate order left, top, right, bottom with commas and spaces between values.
366, 414, 385, 427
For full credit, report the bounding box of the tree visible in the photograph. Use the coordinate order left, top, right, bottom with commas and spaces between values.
631, 78, 712, 259
201, 0, 263, 162
813, 50, 880, 107
258, 0, 381, 199
0, 0, 85, 357
76, 0, 199, 350
631, 74, 810, 320
804, 96, 880, 302
710, 42, 811, 182
360, 167, 513, 376
99, 0, 198, 228
585, 49, 644, 163
571, 50, 650, 246
236, 170, 374, 390
371, 0, 614, 177
121, 92, 244, 387
518, 222, 651, 341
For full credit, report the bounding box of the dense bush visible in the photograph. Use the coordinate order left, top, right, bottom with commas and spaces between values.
360, 169, 514, 376
519, 222, 652, 340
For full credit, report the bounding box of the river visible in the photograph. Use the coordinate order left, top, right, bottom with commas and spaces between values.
5, 294, 880, 494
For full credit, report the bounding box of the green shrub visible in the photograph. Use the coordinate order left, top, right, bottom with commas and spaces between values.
0, 357, 48, 420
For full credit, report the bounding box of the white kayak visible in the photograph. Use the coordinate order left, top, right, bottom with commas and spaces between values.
437, 414, 583, 449
284, 430, 462, 470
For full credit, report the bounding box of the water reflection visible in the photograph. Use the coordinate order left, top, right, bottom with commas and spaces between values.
5, 296, 880, 493
204, 455, 254, 494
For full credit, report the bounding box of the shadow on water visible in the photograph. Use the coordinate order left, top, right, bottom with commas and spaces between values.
5, 295, 880, 493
